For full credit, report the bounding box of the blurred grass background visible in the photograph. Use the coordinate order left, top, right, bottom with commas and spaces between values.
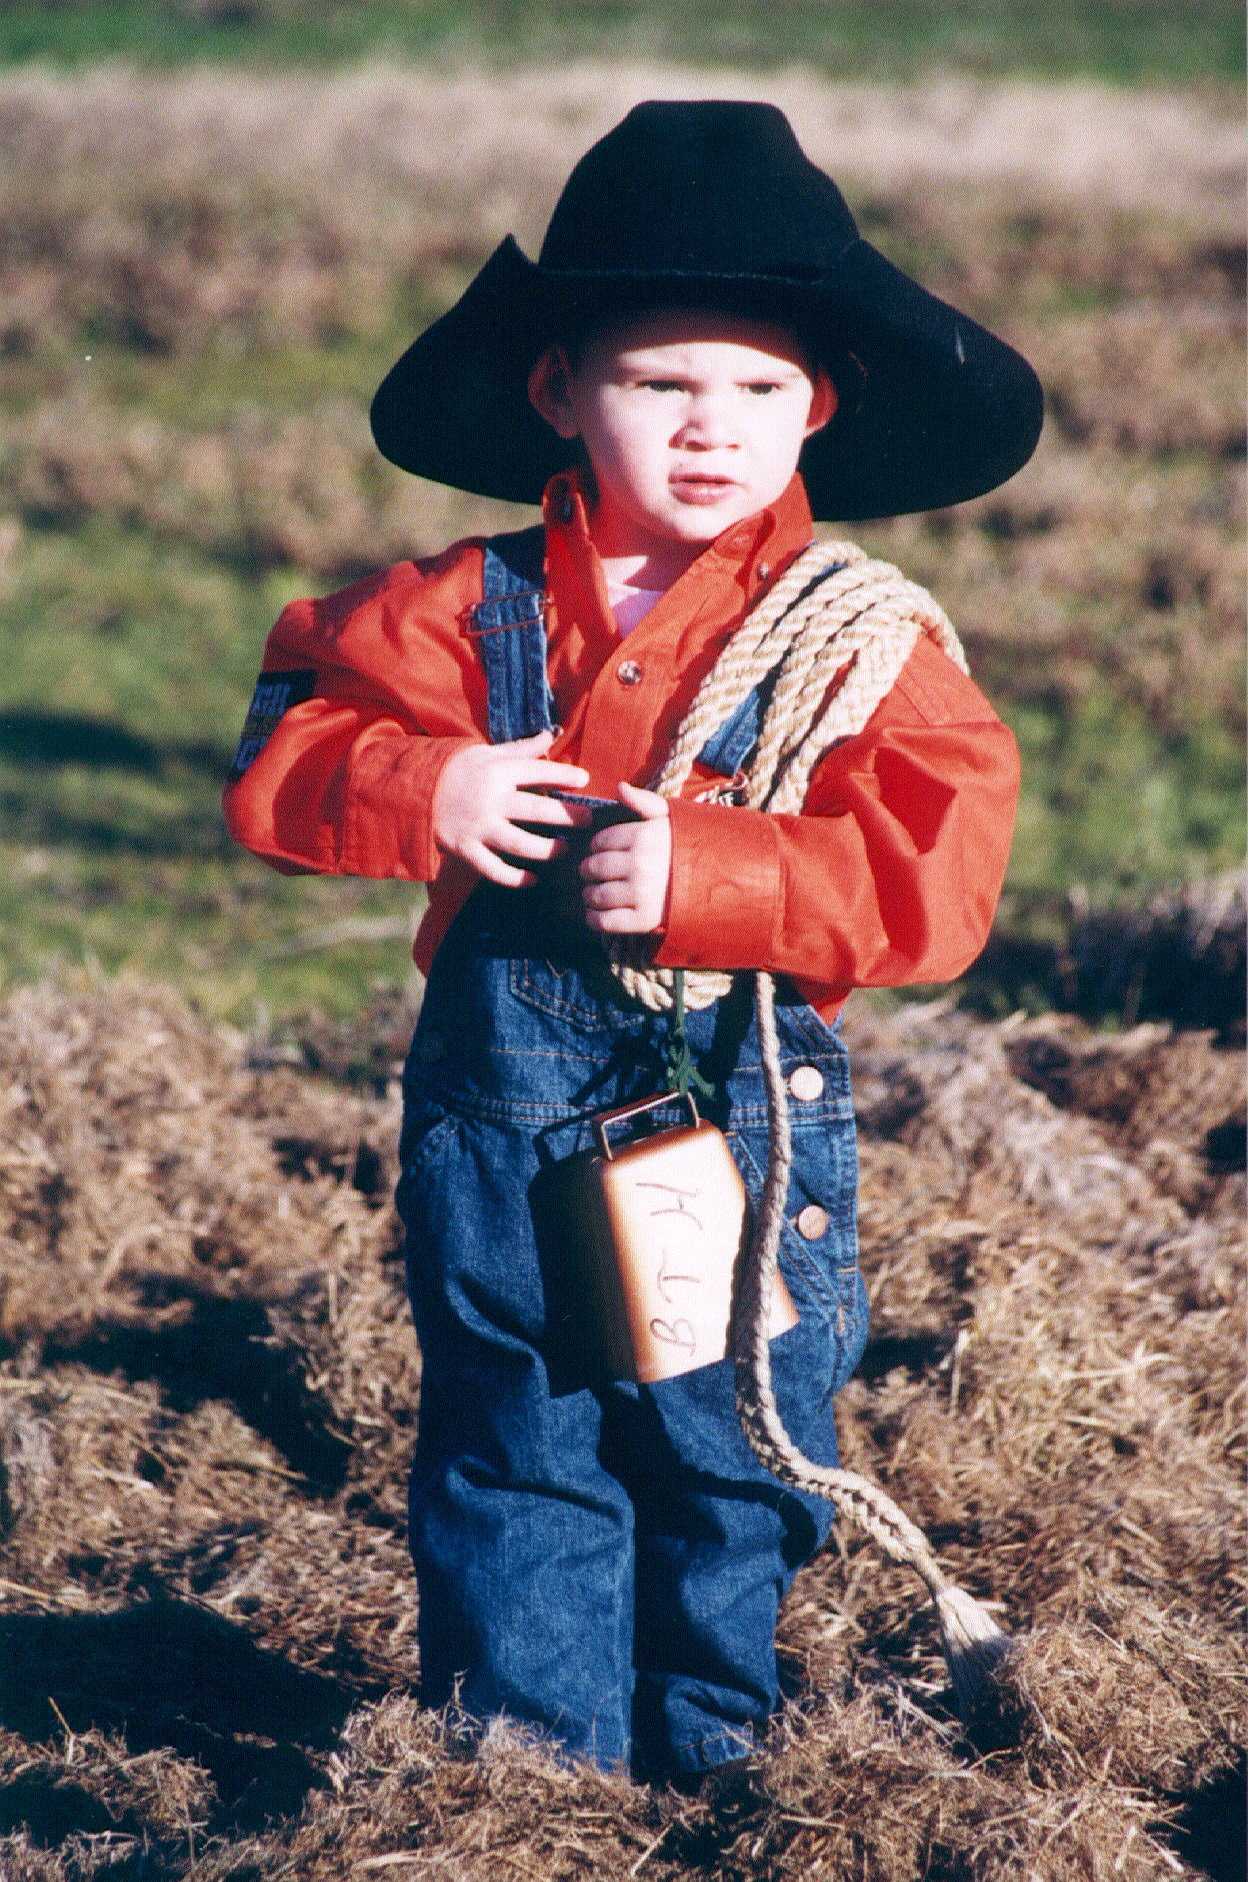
0, 0, 1242, 83
0, 6, 1242, 1027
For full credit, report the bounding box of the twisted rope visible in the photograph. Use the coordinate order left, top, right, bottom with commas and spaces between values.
603, 539, 1011, 1710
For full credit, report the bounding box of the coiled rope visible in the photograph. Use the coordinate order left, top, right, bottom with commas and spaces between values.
604, 539, 1011, 1712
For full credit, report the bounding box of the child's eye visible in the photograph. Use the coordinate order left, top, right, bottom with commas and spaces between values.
743, 382, 782, 396
639, 379, 684, 393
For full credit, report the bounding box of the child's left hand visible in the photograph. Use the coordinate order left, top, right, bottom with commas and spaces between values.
578, 780, 672, 934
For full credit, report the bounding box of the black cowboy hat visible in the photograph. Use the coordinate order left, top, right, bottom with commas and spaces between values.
370, 100, 1043, 521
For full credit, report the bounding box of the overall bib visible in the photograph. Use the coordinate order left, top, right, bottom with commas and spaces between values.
396, 528, 870, 1780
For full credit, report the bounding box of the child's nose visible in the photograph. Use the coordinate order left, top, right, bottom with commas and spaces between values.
675, 400, 737, 449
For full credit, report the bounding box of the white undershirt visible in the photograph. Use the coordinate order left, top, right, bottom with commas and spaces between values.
606, 579, 666, 638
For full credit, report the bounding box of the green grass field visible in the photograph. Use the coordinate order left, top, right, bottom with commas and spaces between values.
1, 49, 1242, 1026
5, 513, 1237, 1021
0, 0, 1242, 83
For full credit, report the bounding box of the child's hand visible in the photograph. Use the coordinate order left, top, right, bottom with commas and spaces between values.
431, 729, 592, 888
578, 780, 672, 933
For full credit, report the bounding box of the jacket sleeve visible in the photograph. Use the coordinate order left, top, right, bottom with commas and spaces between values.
221, 555, 487, 883
650, 634, 1021, 992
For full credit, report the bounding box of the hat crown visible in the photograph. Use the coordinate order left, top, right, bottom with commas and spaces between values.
538, 101, 858, 280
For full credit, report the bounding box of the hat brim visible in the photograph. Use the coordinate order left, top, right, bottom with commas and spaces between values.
370, 235, 1043, 521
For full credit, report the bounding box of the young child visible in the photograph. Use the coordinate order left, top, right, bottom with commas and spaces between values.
223, 101, 1042, 1788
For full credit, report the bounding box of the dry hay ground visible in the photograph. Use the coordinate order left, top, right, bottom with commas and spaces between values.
0, 975, 1242, 1880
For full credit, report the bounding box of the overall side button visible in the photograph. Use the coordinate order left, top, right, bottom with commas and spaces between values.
788, 1064, 824, 1102
795, 1204, 830, 1240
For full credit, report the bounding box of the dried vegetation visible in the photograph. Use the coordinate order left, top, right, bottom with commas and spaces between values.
0, 64, 1240, 354
0, 976, 1242, 1878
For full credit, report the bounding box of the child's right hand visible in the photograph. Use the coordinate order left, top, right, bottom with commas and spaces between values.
431, 729, 593, 888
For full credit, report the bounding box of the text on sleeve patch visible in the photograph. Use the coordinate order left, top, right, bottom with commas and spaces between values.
229, 669, 317, 779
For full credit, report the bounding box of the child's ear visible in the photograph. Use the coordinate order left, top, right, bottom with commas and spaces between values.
527, 344, 580, 440
804, 367, 839, 437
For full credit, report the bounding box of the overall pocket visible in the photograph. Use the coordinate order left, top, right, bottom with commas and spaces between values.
398, 1099, 457, 1173
507, 944, 655, 1042
396, 1052, 459, 1219
508, 954, 619, 1034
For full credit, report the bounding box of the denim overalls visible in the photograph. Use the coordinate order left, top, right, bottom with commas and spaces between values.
396, 527, 870, 1782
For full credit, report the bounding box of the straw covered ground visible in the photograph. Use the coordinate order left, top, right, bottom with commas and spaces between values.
0, 974, 1242, 1879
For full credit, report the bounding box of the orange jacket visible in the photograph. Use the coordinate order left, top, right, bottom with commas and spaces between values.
222, 470, 1020, 1025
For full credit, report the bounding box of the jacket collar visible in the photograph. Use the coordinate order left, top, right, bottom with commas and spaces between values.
540, 465, 814, 651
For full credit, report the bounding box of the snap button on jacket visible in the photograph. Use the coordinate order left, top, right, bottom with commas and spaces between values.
222, 470, 1021, 1027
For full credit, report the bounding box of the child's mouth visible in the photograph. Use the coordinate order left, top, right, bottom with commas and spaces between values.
670, 474, 737, 504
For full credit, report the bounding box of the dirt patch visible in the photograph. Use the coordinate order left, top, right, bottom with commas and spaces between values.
0, 974, 1241, 1878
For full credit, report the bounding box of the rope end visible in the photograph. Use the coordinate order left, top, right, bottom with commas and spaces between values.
935, 1583, 1014, 1719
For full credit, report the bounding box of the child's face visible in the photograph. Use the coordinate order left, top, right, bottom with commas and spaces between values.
529, 307, 835, 560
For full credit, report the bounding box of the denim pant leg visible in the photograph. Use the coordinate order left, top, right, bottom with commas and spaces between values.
622, 1091, 870, 1779
398, 1103, 636, 1771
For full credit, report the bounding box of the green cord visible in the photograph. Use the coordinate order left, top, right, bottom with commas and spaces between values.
663, 967, 716, 1103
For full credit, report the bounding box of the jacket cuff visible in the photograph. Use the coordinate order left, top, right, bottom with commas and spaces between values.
343, 730, 482, 881
651, 798, 780, 970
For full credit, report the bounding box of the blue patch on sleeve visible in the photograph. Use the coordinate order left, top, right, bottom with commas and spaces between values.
229, 669, 317, 779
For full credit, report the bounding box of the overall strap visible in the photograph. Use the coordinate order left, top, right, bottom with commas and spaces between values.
694, 555, 849, 782
694, 671, 778, 780
464, 526, 556, 745
462, 529, 844, 774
